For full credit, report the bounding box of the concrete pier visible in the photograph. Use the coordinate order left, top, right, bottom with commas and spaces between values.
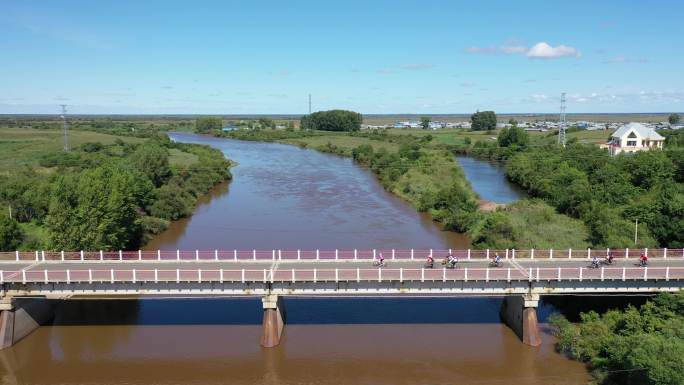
260, 295, 285, 348
500, 294, 541, 347
0, 297, 54, 350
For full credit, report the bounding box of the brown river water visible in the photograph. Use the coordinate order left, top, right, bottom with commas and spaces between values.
0, 133, 593, 385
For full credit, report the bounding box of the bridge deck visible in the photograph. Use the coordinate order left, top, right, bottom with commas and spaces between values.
1, 257, 683, 297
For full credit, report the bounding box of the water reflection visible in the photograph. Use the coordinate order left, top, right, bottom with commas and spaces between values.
455, 156, 524, 204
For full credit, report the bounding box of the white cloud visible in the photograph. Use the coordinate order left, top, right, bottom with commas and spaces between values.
464, 46, 499, 55
526, 42, 580, 59
603, 56, 649, 64
466, 41, 580, 59
400, 63, 433, 70
500, 45, 527, 54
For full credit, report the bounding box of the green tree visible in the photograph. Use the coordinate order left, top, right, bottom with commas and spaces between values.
497, 126, 529, 148
128, 142, 171, 187
300, 110, 362, 132
127, 143, 171, 187
550, 292, 684, 385
195, 117, 223, 133
420, 116, 431, 130
470, 110, 497, 131
45, 165, 149, 250
258, 117, 275, 129
668, 113, 681, 125
0, 214, 23, 251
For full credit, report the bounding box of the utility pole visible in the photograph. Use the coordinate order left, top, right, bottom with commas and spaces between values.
308, 94, 312, 114
8, 205, 11, 220
558, 92, 567, 147
60, 104, 70, 152
634, 218, 638, 245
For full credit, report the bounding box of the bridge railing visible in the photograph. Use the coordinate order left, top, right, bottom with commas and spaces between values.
0, 266, 682, 284
1, 248, 683, 262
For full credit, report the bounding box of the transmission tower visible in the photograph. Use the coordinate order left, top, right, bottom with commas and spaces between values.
558, 92, 567, 147
60, 104, 70, 152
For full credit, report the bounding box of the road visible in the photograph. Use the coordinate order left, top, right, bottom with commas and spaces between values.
1, 257, 683, 283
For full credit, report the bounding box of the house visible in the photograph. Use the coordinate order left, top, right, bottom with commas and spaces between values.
601, 122, 665, 156
222, 124, 239, 132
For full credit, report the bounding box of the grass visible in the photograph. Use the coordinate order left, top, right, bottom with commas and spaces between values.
18, 221, 50, 249
471, 200, 591, 249
280, 133, 400, 154
169, 148, 199, 167
0, 127, 144, 173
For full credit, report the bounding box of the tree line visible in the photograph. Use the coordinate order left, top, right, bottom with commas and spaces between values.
0, 136, 231, 251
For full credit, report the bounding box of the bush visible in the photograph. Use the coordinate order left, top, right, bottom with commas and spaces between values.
300, 110, 362, 132
470, 110, 497, 131
195, 117, 223, 133
0, 214, 23, 251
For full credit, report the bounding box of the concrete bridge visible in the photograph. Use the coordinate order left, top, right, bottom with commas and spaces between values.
0, 248, 682, 350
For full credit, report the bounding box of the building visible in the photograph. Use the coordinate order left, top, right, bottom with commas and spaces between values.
601, 122, 665, 156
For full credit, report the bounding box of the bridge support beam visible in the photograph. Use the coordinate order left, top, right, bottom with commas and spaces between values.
0, 297, 53, 350
260, 295, 285, 348
500, 294, 541, 347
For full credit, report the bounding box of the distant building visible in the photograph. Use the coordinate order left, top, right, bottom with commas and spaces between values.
601, 122, 665, 156
222, 124, 239, 132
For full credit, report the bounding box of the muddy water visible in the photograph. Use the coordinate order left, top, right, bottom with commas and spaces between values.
0, 133, 592, 385
147, 132, 469, 250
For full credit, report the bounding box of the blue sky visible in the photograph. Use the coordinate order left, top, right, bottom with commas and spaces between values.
1, 0, 682, 114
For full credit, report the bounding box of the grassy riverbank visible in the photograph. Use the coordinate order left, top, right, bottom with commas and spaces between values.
0, 126, 232, 251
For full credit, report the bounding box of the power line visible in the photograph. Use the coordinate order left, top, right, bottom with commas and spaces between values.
558, 92, 567, 148
60, 104, 70, 152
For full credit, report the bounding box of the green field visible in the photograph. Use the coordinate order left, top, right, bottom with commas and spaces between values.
0, 127, 146, 173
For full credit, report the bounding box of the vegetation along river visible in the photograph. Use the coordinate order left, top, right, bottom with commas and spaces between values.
1, 132, 638, 385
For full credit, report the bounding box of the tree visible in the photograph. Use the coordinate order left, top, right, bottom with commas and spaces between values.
497, 126, 529, 148
300, 110, 362, 132
45, 165, 149, 250
420, 116, 431, 130
668, 113, 681, 125
470, 111, 497, 131
0, 214, 22, 251
508, 118, 518, 126
195, 117, 223, 133
258, 117, 275, 129
127, 143, 171, 187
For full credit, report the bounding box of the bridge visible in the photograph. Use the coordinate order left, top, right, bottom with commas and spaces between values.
1, 248, 682, 349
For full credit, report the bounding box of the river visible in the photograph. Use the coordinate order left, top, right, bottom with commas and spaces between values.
455, 156, 524, 204
0, 133, 595, 385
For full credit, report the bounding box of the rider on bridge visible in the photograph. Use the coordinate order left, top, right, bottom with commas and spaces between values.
640, 253, 649, 266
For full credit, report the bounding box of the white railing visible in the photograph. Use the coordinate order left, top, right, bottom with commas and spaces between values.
0, 267, 681, 285
1, 248, 682, 263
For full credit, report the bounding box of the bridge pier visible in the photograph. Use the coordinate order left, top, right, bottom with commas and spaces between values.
0, 296, 53, 350
500, 294, 541, 347
260, 295, 285, 348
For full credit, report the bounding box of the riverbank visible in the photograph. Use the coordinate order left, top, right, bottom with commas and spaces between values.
0, 127, 233, 251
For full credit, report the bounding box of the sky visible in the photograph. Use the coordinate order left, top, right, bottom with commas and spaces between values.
1, 0, 683, 114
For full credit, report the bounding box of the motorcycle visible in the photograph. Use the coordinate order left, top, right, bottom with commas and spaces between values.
372, 260, 387, 267
588, 260, 601, 269
424, 260, 435, 269
489, 260, 502, 268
